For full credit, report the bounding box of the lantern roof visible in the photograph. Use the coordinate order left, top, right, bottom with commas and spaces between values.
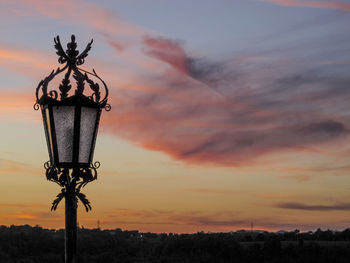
34, 35, 110, 111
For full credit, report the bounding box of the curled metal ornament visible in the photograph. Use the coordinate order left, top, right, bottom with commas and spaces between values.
35, 35, 109, 107
44, 161, 99, 212
44, 160, 51, 169
33, 103, 40, 111
105, 103, 111, 111
93, 161, 101, 169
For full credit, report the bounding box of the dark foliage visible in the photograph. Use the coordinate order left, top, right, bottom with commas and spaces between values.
0, 225, 350, 262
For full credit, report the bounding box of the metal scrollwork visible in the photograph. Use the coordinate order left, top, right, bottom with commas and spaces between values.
105, 104, 111, 111
36, 35, 109, 105
44, 161, 98, 212
44, 160, 51, 169
48, 90, 58, 99
33, 103, 40, 111
93, 161, 101, 169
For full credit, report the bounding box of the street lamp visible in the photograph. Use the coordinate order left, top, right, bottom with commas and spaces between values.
34, 35, 110, 263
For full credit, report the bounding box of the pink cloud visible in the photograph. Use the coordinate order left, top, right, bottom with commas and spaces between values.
260, 0, 350, 11
106, 40, 124, 52
0, 44, 53, 76
142, 36, 190, 74
103, 82, 349, 167
99, 33, 350, 168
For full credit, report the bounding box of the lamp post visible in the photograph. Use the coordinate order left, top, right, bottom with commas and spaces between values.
34, 35, 110, 263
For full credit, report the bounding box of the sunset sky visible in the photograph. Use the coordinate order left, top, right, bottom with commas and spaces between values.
1, 0, 350, 233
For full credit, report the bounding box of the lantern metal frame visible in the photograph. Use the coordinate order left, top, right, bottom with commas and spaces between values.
35, 35, 110, 170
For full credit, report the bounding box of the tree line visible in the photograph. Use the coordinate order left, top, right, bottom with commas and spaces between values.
0, 225, 349, 262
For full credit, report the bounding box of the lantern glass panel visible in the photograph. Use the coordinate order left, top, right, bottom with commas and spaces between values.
44, 107, 54, 161
79, 106, 98, 163
52, 106, 75, 163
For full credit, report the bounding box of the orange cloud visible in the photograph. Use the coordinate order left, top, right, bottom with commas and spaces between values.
0, 159, 41, 177
0, 211, 63, 227
0, 91, 36, 116
259, 0, 350, 11
7, 213, 37, 219
104, 208, 247, 231
0, 204, 47, 209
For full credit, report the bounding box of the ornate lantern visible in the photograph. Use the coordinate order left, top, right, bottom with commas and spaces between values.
35, 35, 110, 171
34, 35, 110, 263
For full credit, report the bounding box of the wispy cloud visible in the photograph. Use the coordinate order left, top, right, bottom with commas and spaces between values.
105, 208, 246, 229
259, 0, 350, 11
0, 91, 38, 120
0, 159, 41, 177
2, 0, 148, 36
281, 164, 350, 179
3, 213, 37, 219
279, 174, 313, 182
256, 193, 301, 199
0, 203, 47, 209
0, 211, 61, 222
142, 36, 190, 74
1, 0, 151, 56
0, 44, 52, 76
275, 202, 350, 211
104, 54, 350, 167
185, 188, 237, 195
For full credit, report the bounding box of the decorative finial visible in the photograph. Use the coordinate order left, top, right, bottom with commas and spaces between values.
35, 35, 109, 110
66, 34, 78, 60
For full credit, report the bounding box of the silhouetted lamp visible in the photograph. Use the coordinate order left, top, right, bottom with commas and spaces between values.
34, 35, 110, 263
